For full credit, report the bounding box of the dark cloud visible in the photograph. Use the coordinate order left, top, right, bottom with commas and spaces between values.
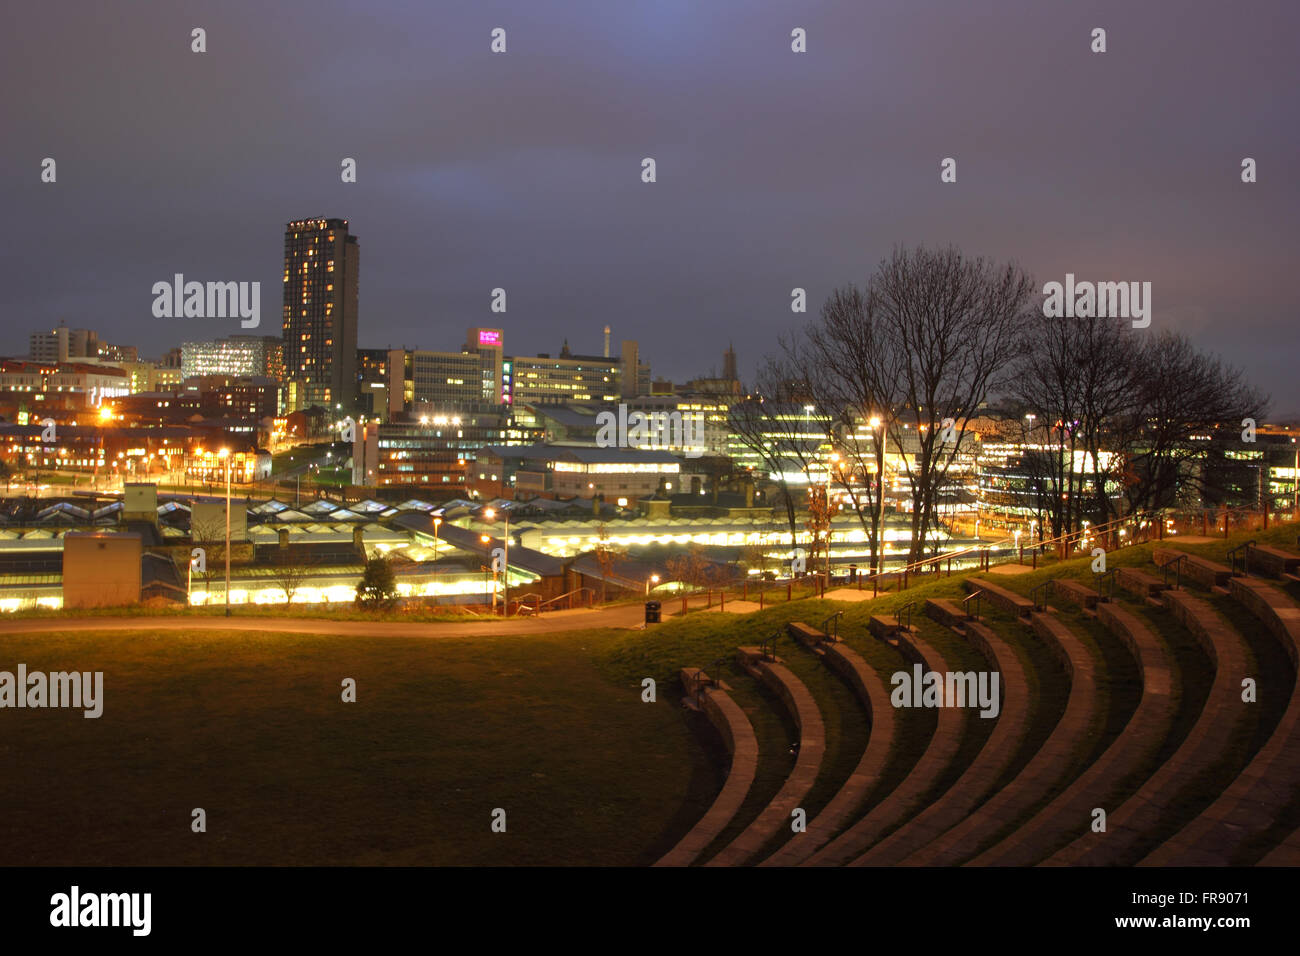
2, 0, 1297, 411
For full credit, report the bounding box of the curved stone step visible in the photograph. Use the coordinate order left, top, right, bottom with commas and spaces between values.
704, 650, 826, 866
1258, 827, 1300, 866
803, 632, 964, 866
655, 670, 758, 867
901, 611, 1097, 866
1047, 589, 1249, 865
761, 625, 899, 866
1153, 548, 1232, 589
970, 601, 1175, 866
850, 619, 1028, 866
1139, 576, 1300, 866
965, 578, 1034, 617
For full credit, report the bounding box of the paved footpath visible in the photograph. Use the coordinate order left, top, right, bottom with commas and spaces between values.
0, 603, 664, 639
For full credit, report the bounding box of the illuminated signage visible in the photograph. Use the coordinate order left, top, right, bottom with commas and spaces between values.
478, 330, 501, 347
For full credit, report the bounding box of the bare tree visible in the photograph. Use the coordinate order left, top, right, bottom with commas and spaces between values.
803, 246, 1035, 563
592, 522, 626, 603
189, 514, 228, 604
269, 544, 318, 605
728, 357, 833, 549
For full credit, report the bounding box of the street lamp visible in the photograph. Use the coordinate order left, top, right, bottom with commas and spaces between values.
484, 507, 510, 615
646, 573, 660, 596
431, 515, 443, 599
219, 447, 232, 617
870, 416, 887, 575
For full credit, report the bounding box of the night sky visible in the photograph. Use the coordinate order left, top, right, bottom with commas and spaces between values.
3, 1, 1298, 414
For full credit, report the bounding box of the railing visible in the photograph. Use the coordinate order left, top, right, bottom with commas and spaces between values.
820, 610, 844, 639
962, 589, 983, 621
1155, 553, 1187, 590
514, 587, 595, 615
658, 507, 1294, 615
1226, 540, 1256, 577
1029, 581, 1052, 612
897, 600, 916, 633
1094, 567, 1119, 603
759, 633, 780, 661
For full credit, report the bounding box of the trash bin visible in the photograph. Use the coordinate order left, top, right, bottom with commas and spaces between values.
644, 600, 662, 625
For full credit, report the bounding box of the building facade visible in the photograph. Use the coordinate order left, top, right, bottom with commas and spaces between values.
281, 218, 359, 411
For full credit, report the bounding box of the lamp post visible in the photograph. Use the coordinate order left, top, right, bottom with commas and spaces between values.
432, 516, 443, 602
870, 416, 887, 575
646, 573, 660, 596
485, 507, 510, 615
219, 447, 232, 617
480, 533, 495, 609
824, 453, 838, 588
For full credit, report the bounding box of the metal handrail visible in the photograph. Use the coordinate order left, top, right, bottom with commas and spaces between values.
897, 600, 916, 632
1155, 553, 1187, 590
820, 610, 844, 639
961, 589, 983, 621
1226, 540, 1256, 577
1029, 581, 1052, 611
854, 512, 1139, 591
1093, 567, 1119, 603
524, 586, 596, 614
759, 633, 779, 661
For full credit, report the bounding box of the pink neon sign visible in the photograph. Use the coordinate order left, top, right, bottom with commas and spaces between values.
478, 330, 501, 346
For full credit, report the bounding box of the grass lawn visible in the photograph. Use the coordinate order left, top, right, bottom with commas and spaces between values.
2, 519, 1295, 867
0, 628, 717, 866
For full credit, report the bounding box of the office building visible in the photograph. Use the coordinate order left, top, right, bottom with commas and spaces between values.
281, 218, 359, 411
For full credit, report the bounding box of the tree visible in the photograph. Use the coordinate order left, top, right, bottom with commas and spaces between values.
355, 555, 399, 610
728, 358, 833, 549
270, 544, 318, 605
189, 513, 228, 604
592, 523, 627, 603
1011, 317, 1267, 540
665, 543, 721, 591
801, 246, 1035, 563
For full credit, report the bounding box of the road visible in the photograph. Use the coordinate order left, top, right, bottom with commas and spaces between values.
0, 602, 669, 638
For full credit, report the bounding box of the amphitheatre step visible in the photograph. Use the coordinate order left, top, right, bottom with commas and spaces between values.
1117, 567, 1170, 599
803, 632, 965, 866
925, 598, 969, 630
1153, 548, 1232, 589
970, 601, 1175, 866
1246, 545, 1300, 578
965, 578, 1034, 618
1052, 578, 1103, 609
868, 614, 912, 640
1047, 589, 1250, 866
850, 619, 1028, 866
1258, 827, 1300, 866
1140, 575, 1300, 866
788, 621, 836, 651
703, 652, 827, 866
901, 611, 1099, 866
655, 670, 759, 867
761, 623, 899, 867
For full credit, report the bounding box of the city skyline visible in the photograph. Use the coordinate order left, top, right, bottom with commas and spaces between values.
4, 1, 1299, 414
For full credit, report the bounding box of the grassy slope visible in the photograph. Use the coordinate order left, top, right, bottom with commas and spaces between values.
0, 628, 712, 866
3, 521, 1297, 866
